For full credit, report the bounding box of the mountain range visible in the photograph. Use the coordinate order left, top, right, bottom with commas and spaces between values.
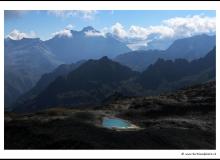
4, 27, 131, 107
13, 47, 215, 112
4, 27, 216, 110
139, 47, 216, 90
45, 26, 131, 63
115, 34, 216, 71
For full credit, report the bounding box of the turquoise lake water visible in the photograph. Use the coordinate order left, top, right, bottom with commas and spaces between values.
102, 117, 131, 129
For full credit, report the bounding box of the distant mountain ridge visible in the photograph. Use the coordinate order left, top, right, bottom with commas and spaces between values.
115, 34, 216, 71
4, 38, 62, 107
45, 26, 131, 63
114, 49, 163, 72
165, 34, 216, 60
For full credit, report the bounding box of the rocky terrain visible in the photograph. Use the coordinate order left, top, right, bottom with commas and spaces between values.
5, 81, 215, 149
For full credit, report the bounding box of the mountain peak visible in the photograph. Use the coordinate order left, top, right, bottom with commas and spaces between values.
82, 26, 95, 32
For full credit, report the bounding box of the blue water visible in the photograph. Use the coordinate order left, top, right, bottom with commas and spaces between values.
102, 117, 131, 129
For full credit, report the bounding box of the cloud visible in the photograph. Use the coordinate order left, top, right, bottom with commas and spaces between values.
128, 25, 149, 39
7, 29, 37, 40
4, 10, 29, 20
109, 23, 174, 41
162, 15, 216, 37
48, 10, 97, 20
52, 29, 72, 38
105, 15, 215, 50
65, 24, 74, 30
111, 22, 127, 39
148, 25, 175, 39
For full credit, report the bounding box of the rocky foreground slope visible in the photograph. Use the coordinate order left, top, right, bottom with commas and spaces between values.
5, 81, 215, 149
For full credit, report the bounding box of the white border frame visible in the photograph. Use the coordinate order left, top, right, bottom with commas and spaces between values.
0, 1, 219, 159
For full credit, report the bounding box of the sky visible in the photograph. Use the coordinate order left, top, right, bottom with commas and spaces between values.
4, 10, 216, 49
